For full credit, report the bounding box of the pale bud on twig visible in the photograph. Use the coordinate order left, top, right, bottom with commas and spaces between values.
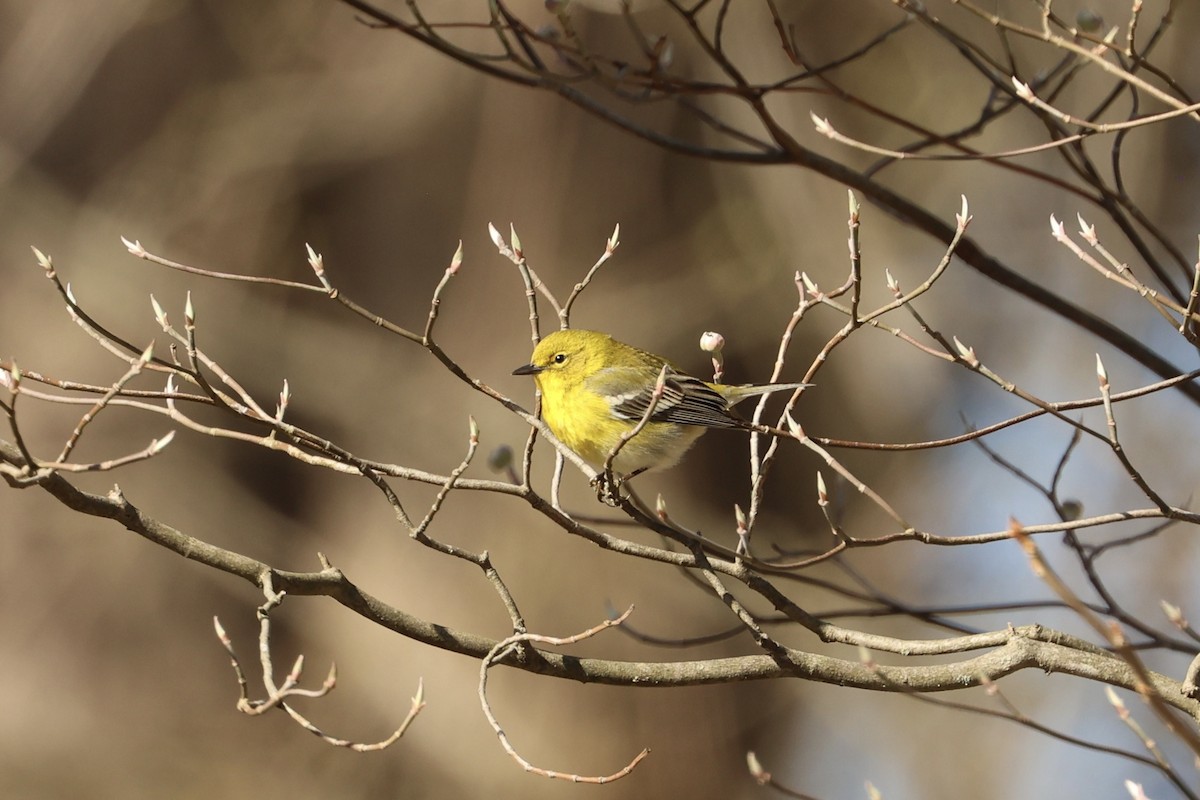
816, 471, 828, 503
653, 364, 668, 394
809, 112, 834, 137
956, 194, 971, 228
606, 223, 620, 254
276, 379, 290, 421
784, 412, 803, 438
468, 415, 480, 441
700, 331, 725, 382
487, 222, 514, 260
305, 243, 324, 278
184, 291, 195, 328
652, 35, 673, 68
1049, 214, 1066, 241
884, 269, 899, 294
1077, 214, 1097, 244
745, 751, 767, 783
31, 245, 54, 275
655, 493, 668, 520
1161, 600, 1185, 627
150, 295, 168, 329
953, 336, 979, 367
734, 503, 749, 557
322, 661, 338, 690
1104, 685, 1126, 712
1095, 354, 1109, 388
150, 430, 176, 454
449, 240, 464, 275
1011, 76, 1033, 101
3, 363, 19, 392
510, 224, 523, 258
1124, 780, 1150, 800
699, 331, 725, 353
120, 236, 147, 258
847, 190, 859, 218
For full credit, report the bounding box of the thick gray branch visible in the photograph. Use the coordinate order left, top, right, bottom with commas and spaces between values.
5, 437, 1198, 720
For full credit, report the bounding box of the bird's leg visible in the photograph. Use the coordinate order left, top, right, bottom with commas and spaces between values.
590, 466, 647, 507
592, 473, 622, 506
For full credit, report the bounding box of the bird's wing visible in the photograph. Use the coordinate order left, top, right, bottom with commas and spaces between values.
590, 367, 743, 429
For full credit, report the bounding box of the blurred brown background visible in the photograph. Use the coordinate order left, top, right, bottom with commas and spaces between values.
4, 1, 1200, 798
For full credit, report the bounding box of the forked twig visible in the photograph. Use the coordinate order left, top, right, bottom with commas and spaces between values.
213, 571, 424, 751
478, 606, 649, 783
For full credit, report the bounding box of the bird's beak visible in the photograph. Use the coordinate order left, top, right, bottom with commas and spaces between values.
512, 362, 543, 376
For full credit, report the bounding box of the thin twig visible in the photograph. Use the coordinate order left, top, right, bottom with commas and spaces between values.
478, 607, 650, 783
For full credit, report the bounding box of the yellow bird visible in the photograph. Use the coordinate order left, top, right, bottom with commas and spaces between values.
513, 329, 807, 475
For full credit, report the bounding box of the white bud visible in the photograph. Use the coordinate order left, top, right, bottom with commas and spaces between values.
699, 331, 725, 353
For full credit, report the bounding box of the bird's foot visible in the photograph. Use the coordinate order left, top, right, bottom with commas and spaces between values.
590, 467, 648, 507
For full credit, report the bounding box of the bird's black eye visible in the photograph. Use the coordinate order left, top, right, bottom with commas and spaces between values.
553, 353, 568, 364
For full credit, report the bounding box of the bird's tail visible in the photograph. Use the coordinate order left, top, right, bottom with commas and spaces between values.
724, 382, 811, 405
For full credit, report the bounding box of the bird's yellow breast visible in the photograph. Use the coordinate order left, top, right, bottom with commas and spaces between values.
537, 372, 705, 472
